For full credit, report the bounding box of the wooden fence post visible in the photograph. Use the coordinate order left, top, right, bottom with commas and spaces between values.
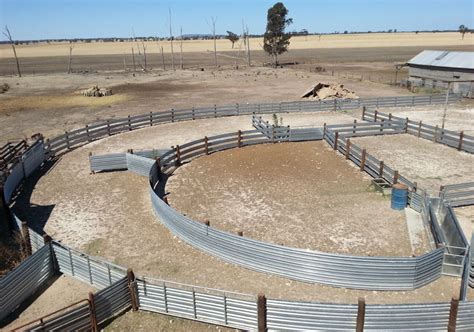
393, 170, 399, 184
380, 119, 384, 132
379, 161, 384, 178
345, 139, 351, 160
447, 296, 459, 332
163, 196, 169, 205
149, 112, 153, 126
353, 119, 357, 134
356, 297, 366, 332
257, 293, 267, 332
204, 136, 209, 155
175, 145, 181, 165
360, 149, 366, 172
405, 117, 409, 133
333, 132, 339, 150
323, 123, 327, 138
88, 292, 99, 332
237, 130, 242, 148
21, 221, 32, 256
237, 231, 243, 236
106, 120, 111, 136
214, 104, 217, 118
362, 106, 366, 120
418, 121, 422, 137
458, 131, 464, 151
388, 113, 392, 122
374, 110, 378, 122
128, 115, 132, 131
127, 268, 139, 311
0, 184, 12, 235
192, 107, 195, 120
86, 125, 91, 142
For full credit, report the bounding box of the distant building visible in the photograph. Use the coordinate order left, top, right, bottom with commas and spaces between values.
406, 50, 474, 97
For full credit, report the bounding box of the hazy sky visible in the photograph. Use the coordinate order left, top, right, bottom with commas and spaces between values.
1, 0, 473, 40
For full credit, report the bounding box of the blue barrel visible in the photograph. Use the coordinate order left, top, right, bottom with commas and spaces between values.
391, 183, 408, 210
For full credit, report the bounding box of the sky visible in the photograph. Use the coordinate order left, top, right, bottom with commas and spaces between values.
0, 0, 473, 40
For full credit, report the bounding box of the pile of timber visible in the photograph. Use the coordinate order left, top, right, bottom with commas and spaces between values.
301, 83, 358, 100
81, 85, 112, 97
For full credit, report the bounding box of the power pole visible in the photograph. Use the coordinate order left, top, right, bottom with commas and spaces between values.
210, 17, 218, 68
180, 26, 184, 70
67, 45, 74, 74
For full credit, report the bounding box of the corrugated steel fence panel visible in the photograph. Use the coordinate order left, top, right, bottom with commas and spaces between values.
137, 277, 257, 330
470, 234, 474, 288
27, 302, 91, 331
20, 140, 45, 178
126, 153, 156, 177
440, 182, 474, 207
150, 187, 444, 290
95, 277, 131, 324
89, 153, 127, 172
3, 161, 24, 203
30, 228, 45, 254
267, 299, 358, 331
53, 242, 127, 289
0, 245, 54, 321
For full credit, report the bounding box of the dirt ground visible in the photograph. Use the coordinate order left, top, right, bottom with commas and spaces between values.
352, 134, 474, 195
375, 103, 474, 136
167, 141, 429, 256
9, 113, 460, 319
2, 275, 95, 331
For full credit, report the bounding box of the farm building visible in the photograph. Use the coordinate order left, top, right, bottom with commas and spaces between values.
406, 50, 474, 97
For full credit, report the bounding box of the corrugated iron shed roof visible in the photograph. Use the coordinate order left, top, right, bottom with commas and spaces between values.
407, 50, 474, 70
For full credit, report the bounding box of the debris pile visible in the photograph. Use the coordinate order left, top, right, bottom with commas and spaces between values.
81, 85, 112, 97
0, 83, 10, 94
301, 83, 358, 100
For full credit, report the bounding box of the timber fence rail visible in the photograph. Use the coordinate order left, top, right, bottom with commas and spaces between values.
363, 108, 474, 154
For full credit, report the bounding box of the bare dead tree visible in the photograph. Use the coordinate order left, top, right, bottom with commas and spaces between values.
243, 21, 251, 67
180, 26, 184, 69
141, 41, 147, 71
3, 26, 21, 77
123, 54, 127, 71
208, 17, 218, 68
132, 27, 142, 55
169, 8, 175, 71
132, 47, 136, 72
67, 44, 74, 74
161, 46, 166, 70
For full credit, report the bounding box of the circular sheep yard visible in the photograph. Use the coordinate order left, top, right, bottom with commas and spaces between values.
166, 140, 430, 257
13, 114, 461, 310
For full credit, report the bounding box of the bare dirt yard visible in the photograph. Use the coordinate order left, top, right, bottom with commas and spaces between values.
167, 141, 430, 256
10, 114, 460, 322
352, 134, 474, 194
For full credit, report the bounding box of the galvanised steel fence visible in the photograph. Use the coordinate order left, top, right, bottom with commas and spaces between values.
440, 182, 474, 207
470, 235, 474, 288
363, 109, 474, 154
42, 93, 461, 157
137, 277, 258, 330
0, 245, 55, 321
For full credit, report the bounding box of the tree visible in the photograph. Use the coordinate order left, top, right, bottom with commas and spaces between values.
226, 31, 239, 48
3, 26, 21, 77
459, 24, 468, 39
263, 2, 293, 67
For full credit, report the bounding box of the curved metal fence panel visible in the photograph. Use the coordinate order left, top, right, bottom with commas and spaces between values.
126, 153, 156, 177
0, 245, 54, 321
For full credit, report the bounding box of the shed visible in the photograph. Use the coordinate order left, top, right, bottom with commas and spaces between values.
406, 50, 474, 96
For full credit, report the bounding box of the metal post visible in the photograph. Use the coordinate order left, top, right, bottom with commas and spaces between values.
86, 125, 91, 141
434, 125, 439, 142
257, 293, 267, 332
418, 121, 422, 137
334, 132, 339, 150
237, 130, 242, 148
356, 297, 366, 332
447, 296, 459, 332
442, 82, 450, 130
380, 119, 384, 132
345, 139, 351, 160
353, 119, 357, 134
405, 117, 409, 134
175, 145, 181, 165
106, 120, 111, 136
128, 115, 132, 131
362, 106, 366, 120
171, 109, 175, 122
150, 112, 153, 126
88, 292, 99, 332
374, 110, 378, 122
